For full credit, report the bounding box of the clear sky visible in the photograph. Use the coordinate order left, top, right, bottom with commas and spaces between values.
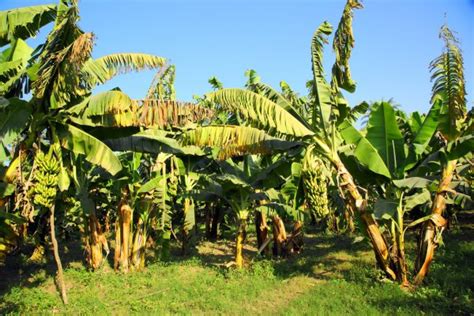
2, 0, 473, 115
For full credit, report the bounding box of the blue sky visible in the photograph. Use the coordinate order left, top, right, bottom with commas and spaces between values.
2, 0, 473, 114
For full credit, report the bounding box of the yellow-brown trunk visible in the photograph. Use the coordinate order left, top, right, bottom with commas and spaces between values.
131, 218, 146, 271
414, 159, 456, 285
272, 215, 287, 257
235, 219, 246, 268
88, 213, 108, 270
334, 159, 396, 280
120, 202, 132, 272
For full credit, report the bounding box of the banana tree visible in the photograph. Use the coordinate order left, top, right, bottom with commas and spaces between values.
339, 99, 444, 284
414, 25, 472, 285
255, 158, 307, 256
190, 156, 287, 268
113, 151, 199, 270
113, 152, 148, 272
70, 158, 111, 270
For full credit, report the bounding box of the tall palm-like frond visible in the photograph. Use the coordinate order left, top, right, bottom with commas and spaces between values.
310, 22, 333, 136
82, 53, 166, 88
430, 25, 466, 141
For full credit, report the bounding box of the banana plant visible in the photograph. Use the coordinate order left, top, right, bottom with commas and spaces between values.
188, 158, 254, 268
70, 158, 111, 270
255, 157, 307, 256
192, 153, 300, 267
167, 155, 203, 254
114, 152, 150, 272
114, 152, 188, 270
342, 98, 443, 284
414, 25, 473, 285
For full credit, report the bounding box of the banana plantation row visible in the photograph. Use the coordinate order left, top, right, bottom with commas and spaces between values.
0, 0, 472, 305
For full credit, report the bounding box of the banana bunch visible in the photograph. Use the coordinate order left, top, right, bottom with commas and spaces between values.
302, 149, 330, 219
31, 150, 60, 208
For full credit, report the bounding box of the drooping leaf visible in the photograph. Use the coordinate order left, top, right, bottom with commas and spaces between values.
138, 99, 213, 129
34, 27, 94, 108
0, 39, 34, 95
448, 135, 474, 160
215, 173, 251, 189
248, 81, 310, 129
404, 189, 432, 212
393, 177, 432, 189
138, 175, 165, 194
412, 99, 442, 155
105, 129, 205, 156
257, 202, 298, 221
68, 90, 138, 127
0, 38, 33, 63
373, 198, 398, 220
408, 112, 423, 135
206, 88, 314, 138
182, 125, 301, 160
0, 60, 24, 95
81, 53, 166, 87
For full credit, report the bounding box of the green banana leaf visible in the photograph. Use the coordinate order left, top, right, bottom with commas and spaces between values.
339, 119, 391, 178
56, 123, 122, 175
366, 101, 405, 174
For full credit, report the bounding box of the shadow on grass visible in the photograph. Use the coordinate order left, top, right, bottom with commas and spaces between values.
0, 239, 85, 313
271, 231, 372, 279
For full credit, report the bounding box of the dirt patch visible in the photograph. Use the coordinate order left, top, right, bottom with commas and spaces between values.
197, 237, 258, 267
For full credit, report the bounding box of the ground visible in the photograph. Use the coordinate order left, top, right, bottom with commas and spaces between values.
0, 212, 473, 315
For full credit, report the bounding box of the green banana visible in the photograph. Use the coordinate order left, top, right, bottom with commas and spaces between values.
31, 149, 60, 209
302, 149, 330, 219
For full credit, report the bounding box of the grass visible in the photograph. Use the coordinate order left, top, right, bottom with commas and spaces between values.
0, 213, 473, 315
